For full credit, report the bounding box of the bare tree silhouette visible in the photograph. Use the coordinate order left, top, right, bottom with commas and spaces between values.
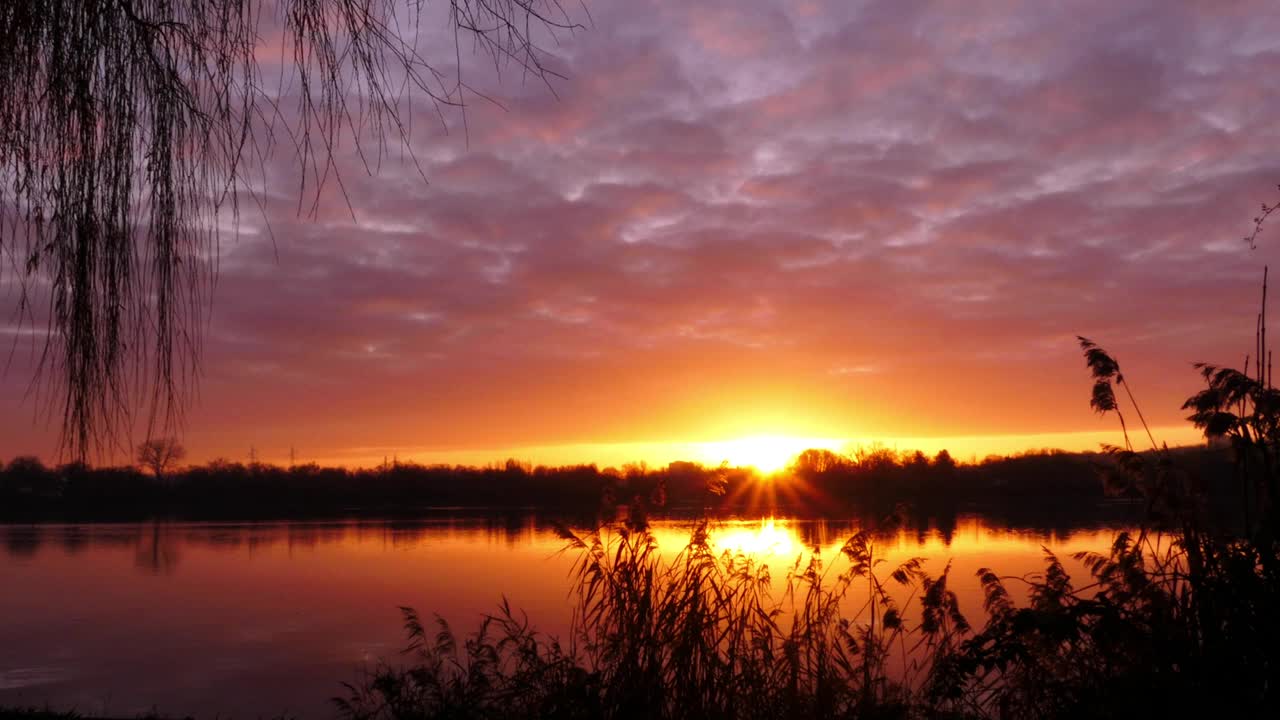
0, 1, 582, 459
136, 436, 186, 481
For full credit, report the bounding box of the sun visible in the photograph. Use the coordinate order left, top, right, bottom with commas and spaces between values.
695, 434, 846, 473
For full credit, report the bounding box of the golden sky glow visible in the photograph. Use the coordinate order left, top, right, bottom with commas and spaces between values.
1, 0, 1271, 468
694, 435, 846, 473
304, 424, 1207, 470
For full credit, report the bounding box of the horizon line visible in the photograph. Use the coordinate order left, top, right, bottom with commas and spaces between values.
108, 424, 1208, 471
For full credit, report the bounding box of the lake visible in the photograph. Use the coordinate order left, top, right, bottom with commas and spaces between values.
0, 510, 1139, 718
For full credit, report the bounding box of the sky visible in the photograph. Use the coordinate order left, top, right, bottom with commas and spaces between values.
5, 0, 1280, 468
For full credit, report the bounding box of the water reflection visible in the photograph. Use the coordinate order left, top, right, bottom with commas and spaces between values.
1, 516, 556, 571
0, 510, 1136, 718
135, 523, 181, 575
711, 517, 799, 557
0, 508, 1136, 571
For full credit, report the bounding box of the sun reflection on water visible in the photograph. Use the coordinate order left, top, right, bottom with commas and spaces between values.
709, 517, 800, 557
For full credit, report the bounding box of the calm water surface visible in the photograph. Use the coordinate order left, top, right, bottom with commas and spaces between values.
1, 512, 1133, 718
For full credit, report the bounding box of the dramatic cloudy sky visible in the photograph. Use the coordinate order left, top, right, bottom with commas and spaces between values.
6, 0, 1280, 466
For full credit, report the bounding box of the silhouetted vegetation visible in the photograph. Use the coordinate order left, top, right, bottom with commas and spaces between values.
0, 444, 1240, 522
135, 438, 186, 482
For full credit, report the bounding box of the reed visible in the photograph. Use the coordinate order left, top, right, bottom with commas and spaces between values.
337, 508, 963, 720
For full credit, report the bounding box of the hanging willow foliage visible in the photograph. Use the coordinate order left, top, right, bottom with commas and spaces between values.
0, 0, 579, 459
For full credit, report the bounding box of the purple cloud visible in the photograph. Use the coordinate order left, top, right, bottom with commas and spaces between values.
5, 0, 1280, 464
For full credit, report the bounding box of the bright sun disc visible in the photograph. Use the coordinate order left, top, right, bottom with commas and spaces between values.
696, 434, 846, 473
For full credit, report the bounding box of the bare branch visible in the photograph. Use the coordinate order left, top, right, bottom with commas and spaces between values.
0, 0, 578, 459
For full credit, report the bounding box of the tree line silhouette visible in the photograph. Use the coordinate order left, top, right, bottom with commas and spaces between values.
0, 443, 1234, 521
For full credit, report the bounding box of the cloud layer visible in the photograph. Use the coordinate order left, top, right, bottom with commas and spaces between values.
6, 0, 1280, 464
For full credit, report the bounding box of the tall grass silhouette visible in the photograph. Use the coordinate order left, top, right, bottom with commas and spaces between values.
337, 509, 971, 719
